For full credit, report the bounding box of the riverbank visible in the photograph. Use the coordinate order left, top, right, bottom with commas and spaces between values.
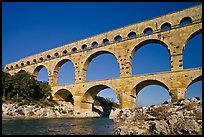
2, 101, 102, 120
110, 97, 202, 135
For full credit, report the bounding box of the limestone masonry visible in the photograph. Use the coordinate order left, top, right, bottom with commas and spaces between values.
4, 5, 202, 113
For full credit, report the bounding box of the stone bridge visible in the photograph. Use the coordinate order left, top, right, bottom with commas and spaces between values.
4, 5, 202, 112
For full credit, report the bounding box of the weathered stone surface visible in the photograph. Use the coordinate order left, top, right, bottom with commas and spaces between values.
112, 97, 202, 135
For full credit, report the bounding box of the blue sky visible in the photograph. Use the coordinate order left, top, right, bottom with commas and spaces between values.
2, 2, 202, 107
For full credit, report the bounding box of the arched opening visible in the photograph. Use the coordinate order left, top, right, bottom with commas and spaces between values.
92, 41, 98, 48
47, 55, 51, 59
82, 44, 88, 50
133, 80, 170, 107
180, 17, 192, 27
34, 65, 48, 83
103, 38, 110, 45
185, 76, 202, 100
161, 22, 171, 31
63, 50, 68, 55
54, 89, 74, 106
86, 51, 119, 81
128, 31, 136, 39
144, 27, 153, 35
54, 59, 75, 85
114, 35, 122, 42
18, 70, 26, 73
82, 85, 119, 117
183, 31, 202, 69
72, 47, 77, 53
132, 39, 170, 75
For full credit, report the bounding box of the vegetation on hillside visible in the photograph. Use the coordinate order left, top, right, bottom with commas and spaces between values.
2, 70, 57, 106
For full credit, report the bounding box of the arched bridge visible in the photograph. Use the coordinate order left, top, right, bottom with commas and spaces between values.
4, 5, 202, 112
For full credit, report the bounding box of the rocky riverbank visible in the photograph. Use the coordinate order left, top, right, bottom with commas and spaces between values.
2, 102, 101, 120
110, 97, 202, 135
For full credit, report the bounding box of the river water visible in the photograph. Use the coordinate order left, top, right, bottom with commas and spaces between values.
2, 117, 115, 135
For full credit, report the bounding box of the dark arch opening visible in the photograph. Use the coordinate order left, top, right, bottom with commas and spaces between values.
185, 76, 202, 100
54, 59, 75, 85
92, 42, 98, 48
114, 35, 122, 42
72, 47, 77, 53
82, 85, 119, 117
54, 89, 74, 105
47, 55, 51, 59
144, 27, 153, 35
39, 57, 43, 61
18, 70, 26, 73
183, 31, 202, 69
161, 22, 171, 31
180, 17, 192, 27
86, 51, 119, 81
132, 39, 170, 75
133, 80, 170, 107
27, 61, 30, 65
63, 50, 68, 55
55, 52, 59, 57
34, 65, 48, 83
33, 59, 37, 63
103, 38, 110, 45
128, 31, 136, 39
82, 44, 88, 50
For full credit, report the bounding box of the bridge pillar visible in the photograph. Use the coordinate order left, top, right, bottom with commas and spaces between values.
170, 54, 183, 71
169, 88, 186, 103
118, 91, 135, 109
119, 55, 132, 77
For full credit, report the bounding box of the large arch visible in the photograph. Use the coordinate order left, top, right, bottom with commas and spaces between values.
53, 59, 75, 85
131, 39, 171, 75
183, 29, 202, 69
54, 88, 74, 105
84, 50, 119, 81
131, 79, 170, 107
33, 65, 49, 82
81, 84, 119, 116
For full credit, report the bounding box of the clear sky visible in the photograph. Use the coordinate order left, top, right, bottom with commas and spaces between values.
2, 2, 202, 107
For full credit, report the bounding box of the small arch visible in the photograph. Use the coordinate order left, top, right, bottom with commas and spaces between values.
21, 63, 24, 66
33, 59, 37, 63
63, 50, 68, 55
161, 22, 171, 31
18, 70, 26, 73
103, 38, 110, 45
55, 52, 59, 57
114, 35, 122, 42
72, 47, 77, 53
92, 41, 98, 47
180, 17, 192, 26
27, 61, 30, 65
39, 57, 43, 61
15, 64, 19, 68
6, 67, 9, 69
47, 55, 51, 59
10, 66, 13, 69
82, 44, 88, 50
128, 32, 136, 39
33, 65, 48, 82
144, 27, 153, 35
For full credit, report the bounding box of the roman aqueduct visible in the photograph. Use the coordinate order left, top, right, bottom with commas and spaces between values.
4, 5, 202, 112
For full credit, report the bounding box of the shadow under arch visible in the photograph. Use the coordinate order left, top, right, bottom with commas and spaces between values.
81, 84, 119, 117
130, 39, 170, 59
53, 58, 75, 85
132, 79, 170, 107
54, 88, 74, 105
84, 50, 119, 80
17, 70, 26, 73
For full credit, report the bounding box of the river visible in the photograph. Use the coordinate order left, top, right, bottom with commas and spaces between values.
2, 117, 115, 135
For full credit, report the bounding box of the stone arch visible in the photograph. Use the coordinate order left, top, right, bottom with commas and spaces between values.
187, 75, 202, 89
130, 39, 170, 60
33, 65, 49, 79
81, 84, 119, 110
54, 89, 74, 105
17, 69, 26, 73
83, 50, 119, 80
180, 16, 192, 26
53, 58, 75, 85
160, 22, 171, 31
132, 79, 170, 106
183, 28, 202, 51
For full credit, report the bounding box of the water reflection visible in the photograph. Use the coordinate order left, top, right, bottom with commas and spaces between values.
2, 117, 114, 135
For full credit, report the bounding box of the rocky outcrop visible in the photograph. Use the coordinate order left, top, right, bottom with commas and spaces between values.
110, 97, 202, 135
2, 102, 100, 119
